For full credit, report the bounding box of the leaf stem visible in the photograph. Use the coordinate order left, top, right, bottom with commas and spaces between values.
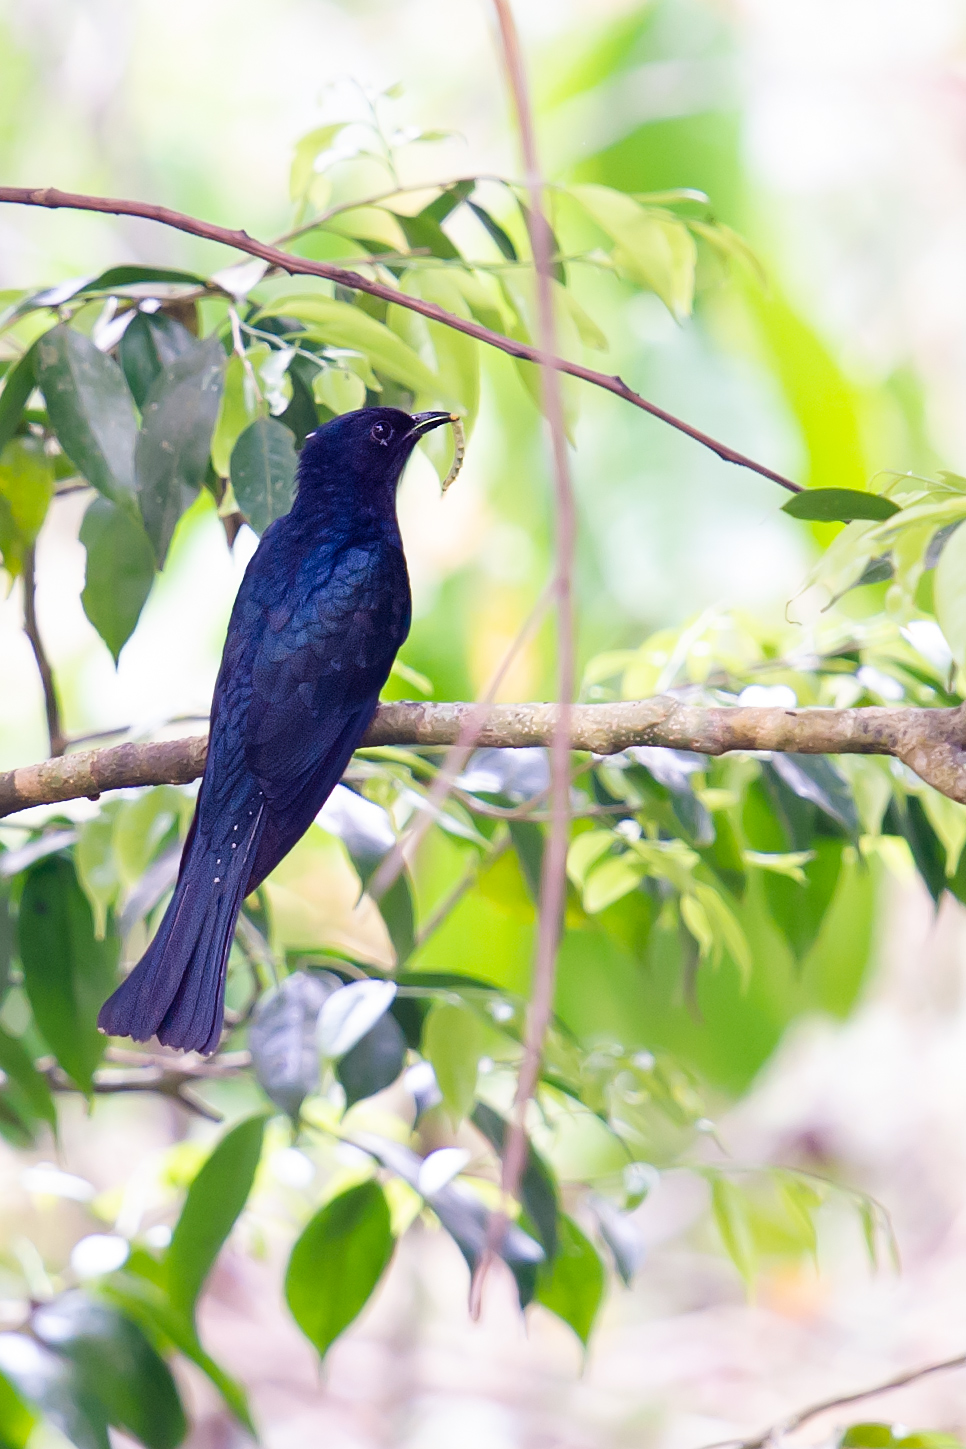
21, 542, 66, 757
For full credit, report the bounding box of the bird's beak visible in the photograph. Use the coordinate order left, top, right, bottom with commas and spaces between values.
408, 411, 456, 438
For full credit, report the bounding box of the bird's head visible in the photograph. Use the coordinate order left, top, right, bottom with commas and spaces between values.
295, 406, 455, 518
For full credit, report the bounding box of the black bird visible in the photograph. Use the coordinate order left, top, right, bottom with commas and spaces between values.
98, 406, 453, 1054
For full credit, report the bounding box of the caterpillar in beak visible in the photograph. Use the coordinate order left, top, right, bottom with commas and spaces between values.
441, 413, 465, 494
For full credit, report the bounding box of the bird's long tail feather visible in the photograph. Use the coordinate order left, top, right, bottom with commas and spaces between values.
98, 803, 264, 1055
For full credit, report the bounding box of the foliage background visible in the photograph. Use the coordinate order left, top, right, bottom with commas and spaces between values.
3, 0, 966, 1445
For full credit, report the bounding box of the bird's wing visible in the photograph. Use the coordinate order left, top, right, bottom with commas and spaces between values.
219, 538, 409, 886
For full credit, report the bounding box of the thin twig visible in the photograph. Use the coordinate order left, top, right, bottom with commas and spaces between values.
415, 833, 512, 947
0, 185, 800, 493
367, 578, 554, 901
21, 543, 66, 757
4, 697, 966, 818
468, 0, 579, 1315
700, 1351, 966, 1449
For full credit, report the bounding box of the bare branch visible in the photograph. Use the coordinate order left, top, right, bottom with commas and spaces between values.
701, 1350, 966, 1449
39, 1049, 251, 1122
0, 185, 799, 494
2, 698, 965, 819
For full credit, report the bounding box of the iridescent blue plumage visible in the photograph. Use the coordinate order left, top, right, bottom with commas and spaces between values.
98, 406, 451, 1054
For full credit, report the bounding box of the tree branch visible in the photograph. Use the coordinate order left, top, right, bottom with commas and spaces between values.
0, 185, 800, 494
39, 1049, 251, 1122
701, 1350, 966, 1449
2, 697, 965, 818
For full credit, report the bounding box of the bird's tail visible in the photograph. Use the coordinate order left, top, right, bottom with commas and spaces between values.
98, 803, 264, 1055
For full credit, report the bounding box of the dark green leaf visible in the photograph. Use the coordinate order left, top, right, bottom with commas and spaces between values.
32, 1291, 186, 1449
280, 357, 320, 448
250, 971, 339, 1119
84, 265, 207, 293
0, 1332, 108, 1449
119, 312, 197, 409
0, 886, 12, 1004
398, 211, 461, 260
422, 180, 474, 225
230, 417, 298, 535
534, 1214, 605, 1346
136, 333, 225, 565
378, 871, 416, 966
285, 1181, 394, 1358
102, 1274, 254, 1434
18, 856, 118, 1092
467, 201, 518, 261
886, 796, 947, 904
35, 325, 138, 506
763, 837, 845, 961
165, 1114, 266, 1324
781, 488, 900, 523
508, 820, 544, 903
0, 343, 39, 455
766, 754, 859, 840
80, 496, 156, 661
472, 1103, 559, 1260
0, 1024, 56, 1132
337, 1010, 407, 1107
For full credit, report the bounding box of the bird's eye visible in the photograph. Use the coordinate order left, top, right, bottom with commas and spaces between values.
370, 421, 393, 445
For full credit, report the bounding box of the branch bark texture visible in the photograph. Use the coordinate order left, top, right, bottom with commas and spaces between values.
0, 185, 799, 493
3, 697, 966, 818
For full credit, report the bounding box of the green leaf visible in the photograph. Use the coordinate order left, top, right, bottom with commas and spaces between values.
135, 333, 226, 565
285, 1181, 394, 1359
0, 1365, 36, 1449
313, 365, 366, 415
0, 342, 39, 455
32, 1291, 186, 1449
533, 1215, 605, 1346
423, 1003, 484, 1125
102, 1274, 254, 1434
257, 296, 451, 400
210, 353, 260, 475
841, 1426, 898, 1448
18, 855, 118, 1092
466, 201, 517, 260
165, 1114, 266, 1325
0, 1332, 108, 1449
710, 1176, 757, 1288
0, 436, 54, 577
0, 1024, 56, 1133
934, 511, 966, 673
570, 185, 696, 319
886, 796, 947, 904
119, 311, 197, 410
230, 417, 298, 535
290, 123, 347, 203
782, 488, 900, 523
35, 324, 138, 506
378, 870, 416, 966
80, 496, 156, 661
